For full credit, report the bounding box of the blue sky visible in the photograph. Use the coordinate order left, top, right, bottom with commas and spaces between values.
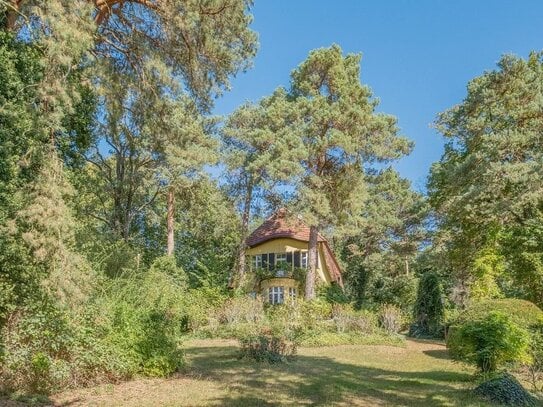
213, 0, 543, 191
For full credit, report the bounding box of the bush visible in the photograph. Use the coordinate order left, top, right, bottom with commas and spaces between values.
474, 373, 536, 406
96, 268, 187, 378
318, 283, 350, 304
0, 299, 124, 394
218, 296, 264, 325
331, 305, 378, 334
454, 299, 543, 329
378, 304, 405, 334
149, 255, 187, 287
410, 272, 444, 338
527, 323, 543, 392
238, 328, 298, 363
447, 311, 530, 373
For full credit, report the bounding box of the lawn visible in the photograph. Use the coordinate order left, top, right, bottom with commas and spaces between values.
34, 338, 493, 407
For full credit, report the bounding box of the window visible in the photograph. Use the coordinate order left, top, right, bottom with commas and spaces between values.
301, 251, 308, 268
252, 254, 262, 270
268, 286, 284, 304
275, 253, 287, 276
288, 287, 297, 299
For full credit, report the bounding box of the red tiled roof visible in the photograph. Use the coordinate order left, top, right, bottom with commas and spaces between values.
246, 208, 326, 247
246, 209, 343, 285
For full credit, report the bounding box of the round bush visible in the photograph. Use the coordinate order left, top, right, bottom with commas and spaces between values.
474, 373, 536, 406
447, 311, 530, 373
454, 299, 543, 329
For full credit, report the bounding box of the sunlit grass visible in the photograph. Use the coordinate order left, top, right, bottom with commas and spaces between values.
48, 338, 491, 406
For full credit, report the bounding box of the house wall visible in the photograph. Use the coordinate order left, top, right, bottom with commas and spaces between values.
260, 277, 299, 299
246, 237, 332, 285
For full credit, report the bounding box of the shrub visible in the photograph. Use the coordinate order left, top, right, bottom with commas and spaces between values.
179, 286, 228, 332
0, 299, 124, 394
331, 305, 378, 334
149, 255, 187, 287
318, 283, 350, 304
410, 272, 444, 338
373, 274, 418, 312
454, 299, 543, 329
238, 328, 298, 363
96, 268, 186, 378
474, 373, 536, 406
378, 304, 405, 334
526, 323, 543, 392
447, 311, 530, 373
218, 296, 264, 325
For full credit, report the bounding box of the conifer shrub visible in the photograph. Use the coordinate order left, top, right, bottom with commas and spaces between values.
409, 272, 444, 338
474, 373, 536, 406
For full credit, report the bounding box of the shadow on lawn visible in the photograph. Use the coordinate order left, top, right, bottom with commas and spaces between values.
184, 344, 480, 407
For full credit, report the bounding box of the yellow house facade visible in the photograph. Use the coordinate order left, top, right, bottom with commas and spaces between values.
245, 209, 343, 304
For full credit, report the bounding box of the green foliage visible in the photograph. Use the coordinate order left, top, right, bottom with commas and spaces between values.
410, 272, 444, 338
238, 328, 298, 364
429, 52, 543, 306
378, 304, 406, 334
474, 373, 536, 406
318, 283, 350, 304
454, 299, 543, 329
447, 312, 530, 373
527, 323, 543, 392
95, 269, 186, 378
371, 274, 418, 312
149, 255, 187, 287
0, 299, 123, 394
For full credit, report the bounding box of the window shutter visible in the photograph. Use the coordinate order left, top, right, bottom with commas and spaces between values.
286, 252, 293, 265
268, 253, 275, 271
293, 251, 300, 267
262, 253, 268, 269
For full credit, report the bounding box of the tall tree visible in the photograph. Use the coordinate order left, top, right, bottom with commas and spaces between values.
339, 168, 428, 308
222, 89, 303, 284
285, 45, 412, 299
428, 52, 543, 305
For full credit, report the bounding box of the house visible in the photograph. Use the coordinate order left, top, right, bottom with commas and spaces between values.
245, 209, 342, 304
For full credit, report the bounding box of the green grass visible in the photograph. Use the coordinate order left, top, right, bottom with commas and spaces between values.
43, 338, 497, 406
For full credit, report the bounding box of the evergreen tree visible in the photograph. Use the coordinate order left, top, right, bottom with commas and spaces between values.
285, 45, 412, 299
222, 89, 304, 284
429, 52, 543, 305
410, 272, 444, 338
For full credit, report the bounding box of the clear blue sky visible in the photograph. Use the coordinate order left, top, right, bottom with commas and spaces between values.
213, 0, 543, 191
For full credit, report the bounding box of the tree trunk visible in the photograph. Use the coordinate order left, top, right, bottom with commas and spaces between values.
305, 225, 319, 300
237, 184, 253, 277
166, 187, 175, 256
3, 0, 20, 31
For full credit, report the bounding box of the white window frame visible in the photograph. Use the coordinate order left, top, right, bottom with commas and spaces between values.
252, 254, 262, 270
275, 253, 288, 276
301, 251, 308, 268
268, 286, 284, 304
288, 287, 297, 299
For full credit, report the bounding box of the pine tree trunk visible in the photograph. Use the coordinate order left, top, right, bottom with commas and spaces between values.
166, 188, 175, 256
305, 225, 318, 300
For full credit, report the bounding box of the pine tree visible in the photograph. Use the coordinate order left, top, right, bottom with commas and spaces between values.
285, 45, 412, 299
